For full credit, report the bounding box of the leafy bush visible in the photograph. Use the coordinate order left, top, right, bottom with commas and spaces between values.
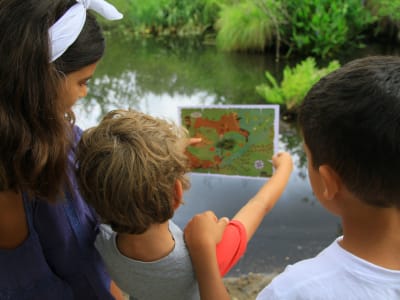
107, 0, 216, 36
366, 0, 400, 38
256, 57, 340, 112
284, 0, 374, 57
369, 0, 400, 20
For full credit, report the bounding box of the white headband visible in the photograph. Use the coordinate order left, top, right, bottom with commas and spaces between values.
49, 0, 123, 62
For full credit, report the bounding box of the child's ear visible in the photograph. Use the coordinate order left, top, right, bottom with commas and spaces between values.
318, 165, 340, 201
173, 180, 183, 210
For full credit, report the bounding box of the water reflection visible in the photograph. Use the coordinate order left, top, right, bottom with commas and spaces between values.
75, 35, 285, 128
74, 72, 215, 129
74, 35, 341, 276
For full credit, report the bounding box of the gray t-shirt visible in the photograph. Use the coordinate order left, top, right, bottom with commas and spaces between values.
95, 221, 200, 300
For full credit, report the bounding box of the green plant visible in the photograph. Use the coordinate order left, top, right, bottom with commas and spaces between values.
370, 0, 400, 20
104, 0, 136, 28
284, 0, 374, 58
216, 0, 285, 53
256, 57, 340, 111
366, 0, 400, 38
107, 0, 219, 36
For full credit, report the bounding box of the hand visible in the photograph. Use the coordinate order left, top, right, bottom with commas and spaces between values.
110, 281, 125, 300
184, 211, 229, 250
272, 151, 293, 172
185, 211, 231, 300
189, 137, 202, 146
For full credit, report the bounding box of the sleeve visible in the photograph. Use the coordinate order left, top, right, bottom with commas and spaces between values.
216, 220, 247, 276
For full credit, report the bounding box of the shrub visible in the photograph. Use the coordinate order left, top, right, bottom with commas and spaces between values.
256, 57, 340, 112
108, 0, 216, 36
369, 0, 400, 20
284, 0, 374, 58
366, 0, 400, 39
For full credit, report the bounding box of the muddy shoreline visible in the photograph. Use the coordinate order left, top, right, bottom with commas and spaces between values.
223, 272, 279, 300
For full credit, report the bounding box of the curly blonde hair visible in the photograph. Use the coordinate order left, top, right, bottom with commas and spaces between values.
76, 109, 191, 234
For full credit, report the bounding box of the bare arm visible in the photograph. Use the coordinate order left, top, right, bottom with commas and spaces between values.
184, 211, 231, 300
233, 152, 293, 241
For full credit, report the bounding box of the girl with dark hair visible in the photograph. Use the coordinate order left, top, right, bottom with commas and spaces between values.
0, 0, 123, 298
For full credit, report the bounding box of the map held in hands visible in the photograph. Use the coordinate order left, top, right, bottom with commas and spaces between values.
179, 105, 279, 178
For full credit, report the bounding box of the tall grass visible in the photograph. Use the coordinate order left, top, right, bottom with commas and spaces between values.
216, 0, 284, 53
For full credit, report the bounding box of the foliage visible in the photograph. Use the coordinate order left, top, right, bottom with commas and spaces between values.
216, 0, 285, 52
105, 0, 393, 58
366, 0, 400, 38
256, 57, 340, 111
106, 0, 217, 36
202, 0, 228, 25
369, 0, 400, 20
103, 0, 136, 28
283, 0, 375, 58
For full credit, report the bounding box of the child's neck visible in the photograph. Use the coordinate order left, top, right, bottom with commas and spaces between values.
340, 200, 400, 270
116, 221, 175, 262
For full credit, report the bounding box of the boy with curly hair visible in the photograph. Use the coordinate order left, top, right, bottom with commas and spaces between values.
76, 109, 292, 300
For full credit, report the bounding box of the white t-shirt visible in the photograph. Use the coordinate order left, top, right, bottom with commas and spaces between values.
257, 236, 400, 300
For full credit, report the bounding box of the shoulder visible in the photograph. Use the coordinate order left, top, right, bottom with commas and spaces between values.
256, 240, 343, 300
256, 236, 400, 300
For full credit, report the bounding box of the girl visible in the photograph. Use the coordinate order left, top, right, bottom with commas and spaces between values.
0, 0, 122, 298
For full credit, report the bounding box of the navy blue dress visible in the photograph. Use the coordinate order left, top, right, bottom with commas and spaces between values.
0, 127, 113, 299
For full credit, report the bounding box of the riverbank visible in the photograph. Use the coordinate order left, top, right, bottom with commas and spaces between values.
120, 272, 278, 299
224, 272, 279, 300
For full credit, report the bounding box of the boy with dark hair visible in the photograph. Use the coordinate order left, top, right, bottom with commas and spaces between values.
75, 109, 292, 300
185, 55, 400, 300
258, 55, 400, 299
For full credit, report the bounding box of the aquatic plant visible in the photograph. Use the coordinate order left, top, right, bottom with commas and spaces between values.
256, 57, 340, 114
215, 0, 285, 55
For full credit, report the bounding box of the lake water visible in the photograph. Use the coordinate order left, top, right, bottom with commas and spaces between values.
74, 34, 397, 276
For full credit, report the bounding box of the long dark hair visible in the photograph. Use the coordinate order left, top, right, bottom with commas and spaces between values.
0, 0, 105, 200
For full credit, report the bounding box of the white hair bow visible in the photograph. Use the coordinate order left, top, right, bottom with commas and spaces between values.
49, 0, 123, 62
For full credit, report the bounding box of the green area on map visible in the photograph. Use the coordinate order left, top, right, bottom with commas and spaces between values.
180, 107, 277, 177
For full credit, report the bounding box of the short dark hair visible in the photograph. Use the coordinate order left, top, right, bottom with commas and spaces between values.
299, 56, 400, 208
76, 110, 191, 234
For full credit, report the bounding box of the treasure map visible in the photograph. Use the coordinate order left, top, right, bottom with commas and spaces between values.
178, 105, 279, 178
